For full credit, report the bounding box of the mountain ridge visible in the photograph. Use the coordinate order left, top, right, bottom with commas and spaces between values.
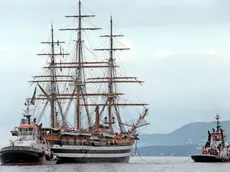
139, 120, 230, 146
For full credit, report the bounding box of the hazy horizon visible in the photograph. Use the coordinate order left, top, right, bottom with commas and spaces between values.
1, 0, 230, 147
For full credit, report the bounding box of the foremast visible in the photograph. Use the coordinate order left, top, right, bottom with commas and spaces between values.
30, 24, 69, 128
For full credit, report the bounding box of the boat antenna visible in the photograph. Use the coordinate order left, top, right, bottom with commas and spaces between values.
216, 114, 221, 132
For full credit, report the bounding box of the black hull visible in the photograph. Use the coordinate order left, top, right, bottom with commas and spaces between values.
0, 146, 45, 165
56, 156, 130, 164
191, 154, 230, 163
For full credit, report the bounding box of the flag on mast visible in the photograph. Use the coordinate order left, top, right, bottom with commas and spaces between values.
30, 87, 37, 105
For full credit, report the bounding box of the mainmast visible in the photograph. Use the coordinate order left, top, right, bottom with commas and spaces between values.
50, 24, 57, 128
60, 0, 100, 131
76, 1, 83, 132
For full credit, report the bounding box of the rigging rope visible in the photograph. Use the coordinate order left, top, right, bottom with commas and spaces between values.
132, 140, 191, 164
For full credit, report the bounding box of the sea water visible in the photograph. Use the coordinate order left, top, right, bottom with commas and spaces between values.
0, 156, 229, 172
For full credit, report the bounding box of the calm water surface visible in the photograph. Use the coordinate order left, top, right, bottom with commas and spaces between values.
0, 157, 229, 172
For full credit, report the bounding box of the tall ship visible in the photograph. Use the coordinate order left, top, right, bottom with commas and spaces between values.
28, 0, 150, 163
0, 100, 53, 165
191, 115, 230, 162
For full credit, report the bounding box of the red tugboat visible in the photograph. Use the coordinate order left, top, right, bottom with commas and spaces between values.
191, 115, 230, 162
0, 101, 55, 165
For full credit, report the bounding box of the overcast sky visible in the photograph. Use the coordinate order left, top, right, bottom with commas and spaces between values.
1, 0, 230, 146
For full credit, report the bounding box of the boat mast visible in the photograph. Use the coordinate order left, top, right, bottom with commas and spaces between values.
216, 114, 221, 132
60, 0, 101, 131
76, 1, 82, 131
24, 99, 32, 124
31, 24, 69, 128
50, 24, 57, 128
95, 16, 147, 133
107, 16, 126, 130
108, 16, 114, 129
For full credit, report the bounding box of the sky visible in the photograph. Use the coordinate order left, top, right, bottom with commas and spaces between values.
1, 0, 230, 146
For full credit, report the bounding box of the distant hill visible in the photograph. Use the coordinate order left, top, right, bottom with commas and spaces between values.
138, 120, 230, 146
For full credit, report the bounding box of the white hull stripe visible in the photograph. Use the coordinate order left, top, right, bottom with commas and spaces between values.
52, 145, 133, 151
55, 152, 131, 158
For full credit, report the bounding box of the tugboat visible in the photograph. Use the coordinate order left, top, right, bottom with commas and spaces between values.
0, 101, 54, 165
191, 115, 230, 162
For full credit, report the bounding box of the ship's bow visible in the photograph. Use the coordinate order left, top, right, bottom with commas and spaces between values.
0, 146, 45, 165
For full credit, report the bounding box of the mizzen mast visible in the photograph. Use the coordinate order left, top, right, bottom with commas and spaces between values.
96, 16, 129, 131
94, 16, 147, 133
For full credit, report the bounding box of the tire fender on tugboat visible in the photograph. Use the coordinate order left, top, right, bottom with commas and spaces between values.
202, 150, 208, 154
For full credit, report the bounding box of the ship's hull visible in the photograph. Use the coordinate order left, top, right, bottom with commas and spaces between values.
0, 146, 45, 165
191, 154, 230, 163
56, 156, 130, 164
51, 145, 132, 164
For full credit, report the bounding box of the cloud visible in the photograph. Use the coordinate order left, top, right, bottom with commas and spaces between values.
124, 52, 230, 132
87, 0, 230, 27
0, 45, 8, 52
154, 50, 173, 58
1, 0, 230, 135
115, 37, 135, 62
2, 0, 230, 32
147, 48, 217, 59
204, 49, 217, 55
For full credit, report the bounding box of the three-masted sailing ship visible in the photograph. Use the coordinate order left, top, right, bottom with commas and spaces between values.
29, 0, 150, 163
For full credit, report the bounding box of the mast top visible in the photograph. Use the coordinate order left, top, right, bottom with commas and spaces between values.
216, 114, 221, 132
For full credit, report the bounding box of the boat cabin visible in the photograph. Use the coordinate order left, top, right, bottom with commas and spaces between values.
16, 115, 41, 140
18, 124, 37, 136
211, 132, 227, 142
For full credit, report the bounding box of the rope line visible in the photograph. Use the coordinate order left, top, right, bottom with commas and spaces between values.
132, 140, 191, 164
